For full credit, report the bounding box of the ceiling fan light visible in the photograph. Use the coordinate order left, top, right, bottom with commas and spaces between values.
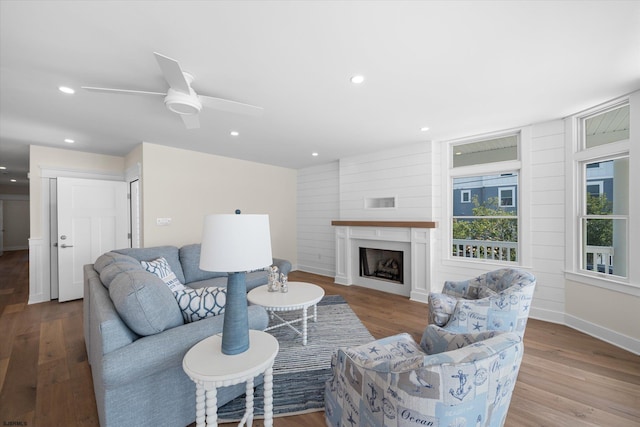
164, 88, 202, 115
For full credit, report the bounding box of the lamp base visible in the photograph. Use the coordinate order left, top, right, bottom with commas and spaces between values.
221, 271, 250, 355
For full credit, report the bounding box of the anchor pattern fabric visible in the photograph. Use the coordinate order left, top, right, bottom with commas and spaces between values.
428, 268, 536, 337
325, 330, 523, 427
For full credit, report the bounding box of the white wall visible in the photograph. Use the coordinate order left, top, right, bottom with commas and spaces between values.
140, 143, 297, 264
339, 142, 432, 220
297, 162, 339, 276
1, 198, 30, 250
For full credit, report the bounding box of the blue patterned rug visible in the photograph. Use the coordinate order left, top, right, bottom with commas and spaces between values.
218, 294, 374, 420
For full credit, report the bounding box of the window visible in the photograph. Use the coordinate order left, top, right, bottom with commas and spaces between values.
574, 102, 630, 281
450, 133, 521, 264
499, 186, 515, 207
580, 157, 628, 278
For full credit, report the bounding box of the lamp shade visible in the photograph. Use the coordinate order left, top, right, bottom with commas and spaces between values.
200, 214, 272, 272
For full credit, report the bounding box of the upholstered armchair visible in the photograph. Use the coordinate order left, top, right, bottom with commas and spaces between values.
324, 325, 523, 427
428, 268, 535, 337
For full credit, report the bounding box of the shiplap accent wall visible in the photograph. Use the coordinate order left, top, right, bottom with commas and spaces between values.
296, 162, 340, 276
339, 142, 432, 220
528, 120, 566, 322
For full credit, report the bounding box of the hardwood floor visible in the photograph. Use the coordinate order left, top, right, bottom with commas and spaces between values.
1, 249, 638, 426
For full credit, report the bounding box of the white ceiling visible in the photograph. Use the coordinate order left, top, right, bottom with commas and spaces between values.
1, 1, 639, 191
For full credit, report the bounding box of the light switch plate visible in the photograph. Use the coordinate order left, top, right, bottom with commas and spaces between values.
156, 218, 172, 226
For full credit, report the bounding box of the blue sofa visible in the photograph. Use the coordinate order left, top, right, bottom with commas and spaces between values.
83, 244, 291, 427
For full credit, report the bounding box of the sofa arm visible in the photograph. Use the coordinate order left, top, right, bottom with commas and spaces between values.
273, 258, 292, 275
101, 304, 269, 388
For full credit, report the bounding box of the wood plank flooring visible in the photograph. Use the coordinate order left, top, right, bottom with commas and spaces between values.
1, 249, 638, 426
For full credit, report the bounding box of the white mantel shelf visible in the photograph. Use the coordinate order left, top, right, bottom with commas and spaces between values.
331, 220, 437, 228
332, 222, 435, 303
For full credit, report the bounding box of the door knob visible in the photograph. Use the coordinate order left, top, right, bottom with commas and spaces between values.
60, 244, 74, 248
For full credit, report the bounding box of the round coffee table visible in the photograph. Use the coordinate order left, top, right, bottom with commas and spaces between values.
183, 330, 279, 427
247, 281, 325, 345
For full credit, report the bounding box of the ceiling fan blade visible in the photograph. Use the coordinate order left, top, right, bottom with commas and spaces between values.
82, 86, 166, 96
180, 114, 200, 129
199, 95, 264, 117
154, 52, 191, 94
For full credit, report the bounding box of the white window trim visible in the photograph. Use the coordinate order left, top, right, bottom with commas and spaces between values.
586, 180, 604, 197
461, 189, 471, 203
442, 127, 532, 269
498, 186, 516, 207
565, 93, 639, 296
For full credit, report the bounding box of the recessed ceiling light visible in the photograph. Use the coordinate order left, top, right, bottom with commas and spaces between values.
64, 138, 75, 143
58, 86, 75, 94
350, 75, 364, 84
420, 127, 430, 132
455, 151, 462, 156
10, 179, 17, 182
312, 152, 319, 157
230, 131, 239, 137
0, 166, 6, 170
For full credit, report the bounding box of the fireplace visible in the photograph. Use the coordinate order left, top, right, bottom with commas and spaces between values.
333, 221, 436, 302
359, 247, 404, 284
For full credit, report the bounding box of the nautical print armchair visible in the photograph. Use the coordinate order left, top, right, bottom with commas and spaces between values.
324, 326, 523, 427
428, 268, 535, 337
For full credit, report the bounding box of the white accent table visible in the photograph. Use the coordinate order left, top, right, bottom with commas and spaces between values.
182, 330, 279, 427
247, 282, 325, 345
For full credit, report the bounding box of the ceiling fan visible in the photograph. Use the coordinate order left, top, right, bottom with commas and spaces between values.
82, 52, 263, 129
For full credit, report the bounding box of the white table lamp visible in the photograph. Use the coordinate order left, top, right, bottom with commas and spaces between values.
200, 212, 272, 355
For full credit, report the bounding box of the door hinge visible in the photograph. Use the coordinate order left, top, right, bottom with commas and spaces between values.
127, 233, 132, 239
127, 193, 131, 200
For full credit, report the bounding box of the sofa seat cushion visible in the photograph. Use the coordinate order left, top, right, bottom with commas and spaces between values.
179, 244, 227, 284
140, 257, 186, 292
109, 270, 184, 336
174, 287, 226, 323
114, 246, 186, 284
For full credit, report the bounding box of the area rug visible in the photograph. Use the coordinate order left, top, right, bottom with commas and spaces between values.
217, 294, 374, 420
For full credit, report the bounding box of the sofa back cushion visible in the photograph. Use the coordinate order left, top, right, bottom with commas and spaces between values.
179, 244, 227, 284
100, 261, 145, 288
114, 246, 186, 284
109, 270, 184, 336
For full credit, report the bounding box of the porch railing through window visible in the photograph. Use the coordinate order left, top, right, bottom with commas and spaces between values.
585, 245, 614, 274
452, 239, 517, 262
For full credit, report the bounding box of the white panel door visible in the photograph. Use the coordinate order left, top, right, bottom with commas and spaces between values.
57, 177, 128, 302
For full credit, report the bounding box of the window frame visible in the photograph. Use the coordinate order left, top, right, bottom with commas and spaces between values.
444, 128, 530, 268
498, 186, 516, 207
566, 95, 639, 296
460, 189, 471, 203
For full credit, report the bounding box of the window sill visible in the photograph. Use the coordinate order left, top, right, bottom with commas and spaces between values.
565, 271, 640, 297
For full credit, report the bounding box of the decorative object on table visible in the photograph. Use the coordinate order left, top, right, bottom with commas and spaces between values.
267, 265, 280, 292
279, 274, 288, 293
200, 211, 272, 355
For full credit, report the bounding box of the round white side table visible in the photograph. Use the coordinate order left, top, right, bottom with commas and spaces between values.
183, 330, 279, 427
247, 282, 325, 345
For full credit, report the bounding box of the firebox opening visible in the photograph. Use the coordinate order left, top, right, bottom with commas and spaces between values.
359, 247, 404, 285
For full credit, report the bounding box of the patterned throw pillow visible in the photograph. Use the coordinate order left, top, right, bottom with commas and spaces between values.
173, 287, 226, 323
140, 257, 186, 292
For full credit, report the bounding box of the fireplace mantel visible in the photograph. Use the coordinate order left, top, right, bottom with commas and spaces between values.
331, 220, 436, 228
332, 222, 435, 303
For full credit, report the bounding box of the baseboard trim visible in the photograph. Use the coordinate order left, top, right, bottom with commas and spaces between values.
295, 264, 335, 278
529, 306, 566, 325
565, 313, 640, 355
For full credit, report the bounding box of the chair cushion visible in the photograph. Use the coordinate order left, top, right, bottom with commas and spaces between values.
140, 257, 186, 292
173, 287, 226, 323
109, 270, 184, 336
420, 324, 498, 355
427, 292, 457, 326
